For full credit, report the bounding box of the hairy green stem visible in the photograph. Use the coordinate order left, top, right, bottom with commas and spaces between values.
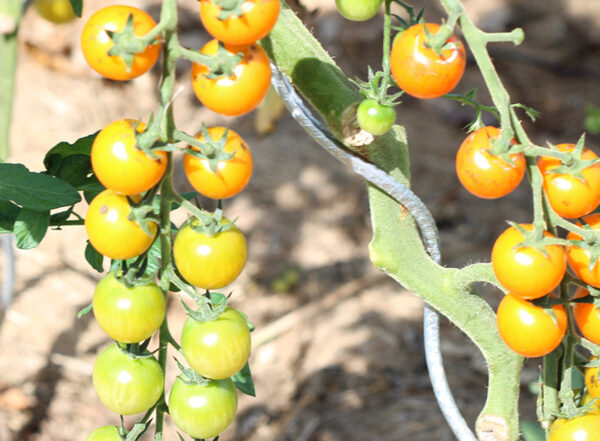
378, 0, 392, 103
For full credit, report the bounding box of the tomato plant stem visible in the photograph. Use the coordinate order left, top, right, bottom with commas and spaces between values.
378, 0, 392, 103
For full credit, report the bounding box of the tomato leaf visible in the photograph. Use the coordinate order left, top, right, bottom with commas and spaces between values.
520, 420, 545, 441
49, 206, 75, 229
13, 208, 50, 250
0, 163, 81, 210
85, 242, 104, 272
231, 362, 255, 397
68, 0, 82, 16
0, 200, 21, 233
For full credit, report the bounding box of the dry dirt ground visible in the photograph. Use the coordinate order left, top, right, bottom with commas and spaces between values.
1, 0, 600, 440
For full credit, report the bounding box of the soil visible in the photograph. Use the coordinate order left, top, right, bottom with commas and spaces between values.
1, 0, 599, 440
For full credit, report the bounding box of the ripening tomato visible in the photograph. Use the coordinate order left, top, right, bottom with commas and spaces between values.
91, 119, 168, 195
181, 308, 251, 380
81, 5, 161, 81
93, 272, 166, 343
356, 99, 395, 136
491, 224, 566, 299
168, 377, 238, 439
496, 293, 567, 358
390, 23, 466, 99
573, 299, 600, 346
538, 143, 600, 219
191, 40, 271, 116
183, 127, 253, 200
85, 190, 157, 260
92, 344, 164, 415
567, 214, 600, 288
199, 0, 280, 45
455, 126, 525, 199
549, 414, 600, 441
585, 357, 600, 399
85, 426, 121, 441
173, 219, 247, 289
34, 0, 76, 23
336, 0, 383, 21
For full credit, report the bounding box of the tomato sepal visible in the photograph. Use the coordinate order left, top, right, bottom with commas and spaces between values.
231, 362, 256, 396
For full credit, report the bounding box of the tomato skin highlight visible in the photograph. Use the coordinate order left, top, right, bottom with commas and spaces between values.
91, 119, 168, 195
356, 99, 395, 136
183, 127, 253, 200
199, 0, 280, 45
93, 272, 166, 343
173, 221, 247, 290
496, 293, 567, 358
34, 0, 76, 23
92, 344, 164, 415
168, 377, 238, 439
181, 308, 251, 380
491, 224, 566, 300
85, 190, 157, 260
335, 0, 383, 21
390, 23, 466, 99
191, 40, 271, 116
538, 143, 600, 219
567, 214, 600, 288
81, 5, 161, 81
548, 414, 600, 441
455, 126, 525, 199
84, 426, 121, 441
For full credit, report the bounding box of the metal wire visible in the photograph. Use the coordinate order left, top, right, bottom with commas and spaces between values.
271, 63, 478, 441
0, 234, 15, 327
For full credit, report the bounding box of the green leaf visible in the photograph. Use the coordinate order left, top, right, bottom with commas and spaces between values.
68, 0, 82, 16
0, 163, 81, 210
231, 362, 255, 397
50, 206, 74, 228
85, 242, 104, 272
520, 420, 545, 441
0, 200, 21, 233
13, 209, 50, 250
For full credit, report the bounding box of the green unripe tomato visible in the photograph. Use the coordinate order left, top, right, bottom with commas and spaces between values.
335, 0, 383, 21
85, 426, 121, 441
357, 99, 395, 136
34, 0, 77, 23
181, 307, 251, 380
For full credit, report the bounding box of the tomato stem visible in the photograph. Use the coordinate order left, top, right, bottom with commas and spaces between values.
378, 0, 393, 104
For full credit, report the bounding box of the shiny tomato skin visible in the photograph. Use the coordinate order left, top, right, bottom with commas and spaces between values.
538, 143, 600, 219
173, 220, 247, 290
548, 414, 600, 441
491, 224, 566, 299
85, 190, 158, 260
199, 0, 280, 45
81, 5, 161, 81
85, 426, 121, 441
183, 127, 253, 200
91, 119, 168, 195
93, 272, 166, 343
168, 377, 238, 439
335, 0, 383, 21
191, 40, 271, 116
34, 0, 76, 23
455, 126, 525, 199
574, 301, 600, 346
567, 214, 600, 288
356, 99, 395, 136
390, 23, 466, 99
496, 293, 567, 358
181, 308, 251, 380
92, 344, 164, 415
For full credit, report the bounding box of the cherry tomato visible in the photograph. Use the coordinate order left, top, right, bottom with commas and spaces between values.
199, 0, 280, 45
585, 357, 600, 399
356, 99, 395, 136
390, 23, 466, 99
567, 214, 600, 288
496, 293, 567, 358
173, 219, 247, 290
91, 119, 167, 195
168, 376, 238, 439
92, 344, 164, 415
181, 307, 251, 380
85, 426, 121, 441
491, 224, 566, 300
85, 190, 158, 260
549, 414, 600, 441
538, 143, 600, 219
93, 272, 166, 343
335, 0, 383, 21
81, 5, 161, 81
34, 0, 76, 23
191, 40, 271, 116
574, 300, 600, 346
455, 126, 525, 199
183, 127, 253, 200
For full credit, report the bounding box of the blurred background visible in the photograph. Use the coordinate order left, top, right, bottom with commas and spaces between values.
1, 0, 600, 439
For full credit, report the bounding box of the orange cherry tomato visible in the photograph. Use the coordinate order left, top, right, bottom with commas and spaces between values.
199, 0, 280, 46
81, 5, 161, 81
573, 297, 600, 346
455, 126, 525, 199
91, 119, 167, 195
183, 127, 253, 200
491, 224, 566, 299
85, 190, 157, 260
585, 357, 600, 399
390, 23, 466, 99
549, 414, 600, 441
538, 143, 600, 219
496, 293, 567, 358
191, 40, 271, 116
567, 214, 600, 288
